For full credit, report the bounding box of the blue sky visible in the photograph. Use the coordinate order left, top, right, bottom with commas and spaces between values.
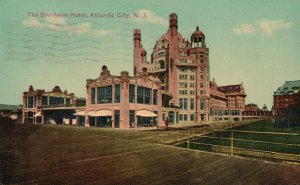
0, 0, 299, 109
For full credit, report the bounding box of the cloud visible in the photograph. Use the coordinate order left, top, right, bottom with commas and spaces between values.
232, 19, 294, 37
22, 17, 42, 28
232, 24, 256, 35
132, 9, 167, 26
45, 16, 66, 25
23, 16, 112, 36
258, 19, 294, 37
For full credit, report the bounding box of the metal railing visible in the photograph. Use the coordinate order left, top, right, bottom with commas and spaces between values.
156, 120, 300, 165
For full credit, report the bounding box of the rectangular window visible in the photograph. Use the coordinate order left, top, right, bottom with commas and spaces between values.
97, 85, 112, 104
200, 82, 203, 88
183, 98, 188, 110
49, 97, 56, 106
179, 98, 183, 110
153, 89, 157, 105
129, 84, 135, 103
200, 75, 203, 80
179, 114, 183, 121
190, 114, 194, 121
114, 84, 120, 103
184, 114, 188, 121
201, 115, 205, 121
190, 83, 194, 88
42, 96, 48, 106
179, 82, 187, 88
190, 75, 194, 80
66, 98, 70, 106
200, 99, 205, 110
91, 88, 95, 104
57, 98, 64, 106
137, 86, 144, 103
137, 86, 152, 104
190, 98, 194, 110
27, 97, 34, 108
114, 110, 120, 128
129, 110, 135, 127
190, 90, 194, 95
145, 88, 151, 104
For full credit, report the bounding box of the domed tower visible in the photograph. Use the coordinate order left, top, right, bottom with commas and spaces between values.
189, 26, 210, 122
191, 26, 206, 48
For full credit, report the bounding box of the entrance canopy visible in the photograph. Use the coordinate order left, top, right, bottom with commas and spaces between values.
88, 110, 112, 117
73, 111, 86, 116
136, 110, 157, 117
34, 112, 42, 117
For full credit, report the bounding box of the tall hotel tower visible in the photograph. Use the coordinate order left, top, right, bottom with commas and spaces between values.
134, 13, 211, 124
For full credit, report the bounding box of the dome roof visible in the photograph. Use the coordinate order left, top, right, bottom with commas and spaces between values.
191, 26, 205, 38
158, 31, 184, 42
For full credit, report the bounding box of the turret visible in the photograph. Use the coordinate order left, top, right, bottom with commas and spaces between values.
191, 26, 206, 48
169, 13, 178, 36
133, 29, 141, 48
133, 29, 147, 76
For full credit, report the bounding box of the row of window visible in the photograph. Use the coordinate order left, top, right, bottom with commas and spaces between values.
91, 84, 158, 105
41, 96, 71, 106
179, 98, 195, 110
26, 96, 71, 108
174, 113, 206, 122
179, 82, 205, 89
179, 74, 195, 80
179, 90, 195, 95
179, 66, 195, 72
228, 98, 244, 102
178, 114, 195, 121
91, 85, 115, 104
210, 109, 241, 116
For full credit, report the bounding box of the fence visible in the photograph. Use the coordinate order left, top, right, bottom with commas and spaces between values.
156, 120, 300, 165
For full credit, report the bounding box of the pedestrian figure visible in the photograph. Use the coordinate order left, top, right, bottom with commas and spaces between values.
165, 117, 169, 130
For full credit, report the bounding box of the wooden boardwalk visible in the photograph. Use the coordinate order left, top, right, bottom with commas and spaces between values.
0, 123, 300, 185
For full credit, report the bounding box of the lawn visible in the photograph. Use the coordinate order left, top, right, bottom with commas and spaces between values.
177, 119, 300, 155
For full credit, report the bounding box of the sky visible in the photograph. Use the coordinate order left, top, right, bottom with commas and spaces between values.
0, 0, 299, 109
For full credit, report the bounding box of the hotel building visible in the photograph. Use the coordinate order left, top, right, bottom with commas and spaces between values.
273, 80, 300, 125
22, 13, 251, 127
22, 85, 85, 124
84, 66, 162, 128
135, 13, 246, 124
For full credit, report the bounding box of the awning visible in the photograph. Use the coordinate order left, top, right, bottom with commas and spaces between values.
136, 110, 157, 117
73, 111, 86, 116
87, 111, 95, 116
34, 112, 42, 117
89, 110, 112, 117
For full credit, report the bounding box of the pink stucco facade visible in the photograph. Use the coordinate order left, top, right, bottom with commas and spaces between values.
22, 85, 85, 124
134, 13, 247, 124
84, 67, 163, 128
